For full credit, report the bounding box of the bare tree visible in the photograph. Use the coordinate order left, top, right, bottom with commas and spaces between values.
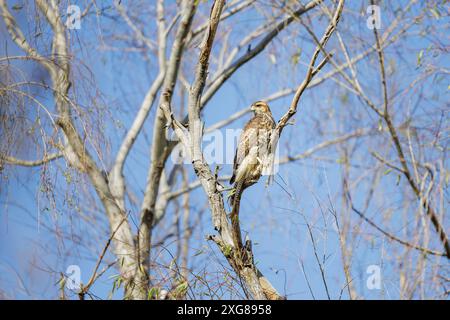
0, 0, 448, 300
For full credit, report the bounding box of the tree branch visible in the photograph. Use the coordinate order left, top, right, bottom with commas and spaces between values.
348, 193, 445, 257
5, 0, 140, 298
162, 0, 285, 300
200, 0, 322, 108
275, 0, 344, 137
137, 0, 198, 296
371, 0, 450, 258
0, 153, 63, 167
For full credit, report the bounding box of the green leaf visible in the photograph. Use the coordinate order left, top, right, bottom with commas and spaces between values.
429, 7, 440, 19
291, 48, 302, 65
417, 49, 424, 66
378, 119, 383, 131
63, 170, 72, 184
175, 281, 188, 296
148, 287, 159, 300
223, 244, 232, 257
193, 249, 204, 257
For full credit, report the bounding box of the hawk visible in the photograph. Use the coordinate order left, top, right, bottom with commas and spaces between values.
229, 101, 276, 209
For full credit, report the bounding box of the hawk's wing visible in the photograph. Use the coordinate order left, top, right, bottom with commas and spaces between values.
230, 118, 255, 184
230, 115, 274, 185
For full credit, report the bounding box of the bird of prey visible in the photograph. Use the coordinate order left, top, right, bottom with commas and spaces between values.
229, 101, 276, 211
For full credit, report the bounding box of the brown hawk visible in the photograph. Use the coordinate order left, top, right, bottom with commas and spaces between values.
229, 101, 276, 209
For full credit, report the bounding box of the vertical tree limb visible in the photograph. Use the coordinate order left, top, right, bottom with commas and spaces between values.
370, 0, 450, 258
161, 0, 283, 300
136, 0, 198, 297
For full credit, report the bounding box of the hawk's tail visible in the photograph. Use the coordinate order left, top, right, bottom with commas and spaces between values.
230, 180, 244, 248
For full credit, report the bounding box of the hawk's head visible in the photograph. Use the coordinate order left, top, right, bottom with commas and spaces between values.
250, 101, 271, 115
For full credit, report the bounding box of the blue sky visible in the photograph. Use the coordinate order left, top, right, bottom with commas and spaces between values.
0, 0, 448, 299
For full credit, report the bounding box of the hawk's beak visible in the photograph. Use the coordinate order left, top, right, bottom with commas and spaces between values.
250, 104, 256, 111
